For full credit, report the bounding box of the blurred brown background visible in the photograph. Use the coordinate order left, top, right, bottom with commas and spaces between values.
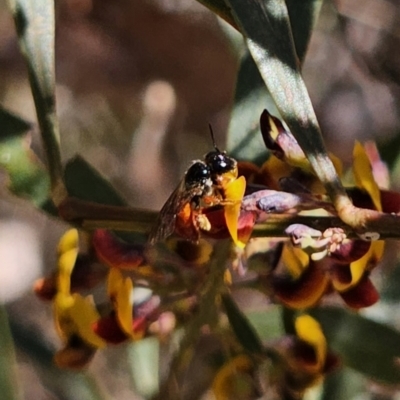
1, 0, 400, 398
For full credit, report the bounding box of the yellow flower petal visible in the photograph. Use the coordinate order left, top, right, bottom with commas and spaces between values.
69, 294, 106, 348
54, 293, 75, 340
107, 268, 140, 340
107, 267, 122, 299
58, 229, 79, 255
295, 315, 327, 370
57, 249, 79, 295
224, 176, 246, 248
353, 141, 381, 211
370, 239, 385, 260
54, 292, 105, 348
212, 355, 254, 400
261, 155, 294, 189
57, 229, 79, 295
116, 276, 135, 338
282, 245, 309, 279
333, 240, 385, 292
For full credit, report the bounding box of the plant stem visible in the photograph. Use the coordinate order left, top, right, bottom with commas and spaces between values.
58, 196, 400, 241
7, 0, 67, 206
152, 240, 231, 399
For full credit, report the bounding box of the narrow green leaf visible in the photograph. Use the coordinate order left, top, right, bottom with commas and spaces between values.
0, 306, 22, 400
7, 0, 66, 205
227, 0, 323, 164
247, 305, 285, 342
64, 156, 148, 243
285, 0, 323, 64
322, 367, 366, 400
64, 156, 127, 206
221, 293, 264, 354
311, 307, 400, 384
0, 108, 50, 206
226, 0, 349, 206
227, 52, 277, 163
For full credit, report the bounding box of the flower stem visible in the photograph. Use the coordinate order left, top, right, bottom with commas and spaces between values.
152, 240, 231, 399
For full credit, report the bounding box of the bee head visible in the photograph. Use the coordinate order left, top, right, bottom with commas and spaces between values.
204, 151, 237, 176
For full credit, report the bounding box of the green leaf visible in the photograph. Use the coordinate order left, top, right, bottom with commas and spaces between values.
285, 0, 323, 64
128, 338, 159, 398
225, 0, 347, 204
247, 305, 285, 342
0, 306, 22, 400
311, 307, 400, 384
227, 52, 277, 164
227, 0, 323, 164
322, 367, 366, 400
64, 156, 127, 206
221, 293, 264, 354
63, 156, 149, 243
7, 0, 66, 205
0, 108, 50, 206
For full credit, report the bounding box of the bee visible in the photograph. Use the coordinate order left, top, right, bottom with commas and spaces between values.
148, 130, 241, 244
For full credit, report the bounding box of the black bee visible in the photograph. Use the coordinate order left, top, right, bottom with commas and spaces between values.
148, 135, 239, 244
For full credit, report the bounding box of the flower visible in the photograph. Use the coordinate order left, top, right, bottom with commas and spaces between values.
270, 142, 385, 309
92, 229, 145, 270
35, 229, 163, 366
92, 268, 150, 344
236, 110, 387, 310
212, 355, 258, 400
187, 175, 247, 247
49, 229, 106, 368
273, 315, 338, 398
34, 229, 107, 301
211, 315, 337, 399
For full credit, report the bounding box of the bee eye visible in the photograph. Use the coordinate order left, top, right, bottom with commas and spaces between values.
204, 151, 236, 175
185, 162, 210, 188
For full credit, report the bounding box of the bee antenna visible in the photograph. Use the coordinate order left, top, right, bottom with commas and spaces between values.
208, 123, 221, 153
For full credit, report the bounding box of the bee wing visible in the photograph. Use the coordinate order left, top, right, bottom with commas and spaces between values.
148, 179, 193, 244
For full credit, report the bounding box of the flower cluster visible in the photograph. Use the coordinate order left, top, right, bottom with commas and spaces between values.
212, 315, 338, 400
35, 229, 212, 368
236, 110, 389, 310
34, 108, 396, 397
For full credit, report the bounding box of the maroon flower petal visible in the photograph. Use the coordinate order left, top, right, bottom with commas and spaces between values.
93, 230, 145, 270
380, 190, 400, 213
260, 109, 285, 155
92, 315, 128, 344
339, 275, 379, 309
272, 261, 330, 309
330, 240, 371, 264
